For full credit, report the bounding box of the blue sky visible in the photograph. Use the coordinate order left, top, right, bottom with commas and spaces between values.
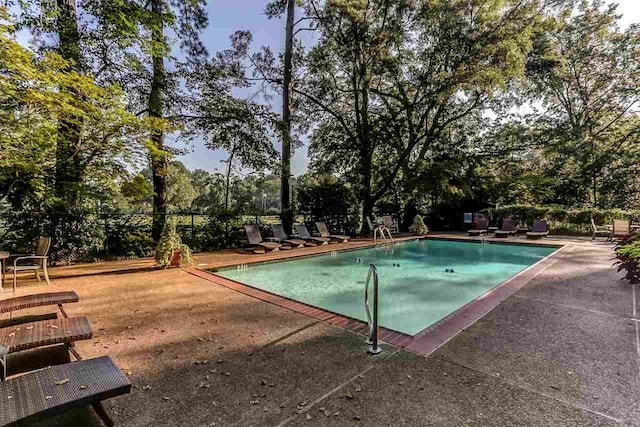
177, 0, 639, 176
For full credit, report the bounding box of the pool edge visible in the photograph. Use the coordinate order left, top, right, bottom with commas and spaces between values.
187, 239, 571, 356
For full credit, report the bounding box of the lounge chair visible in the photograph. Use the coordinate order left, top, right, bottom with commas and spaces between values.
382, 216, 397, 234
0, 291, 79, 328
271, 224, 308, 248
590, 217, 611, 241
468, 218, 489, 236
243, 225, 282, 253
0, 316, 93, 380
315, 222, 350, 243
293, 224, 330, 245
494, 218, 517, 238
0, 291, 79, 319
526, 220, 549, 240
0, 355, 131, 427
5, 237, 52, 293
611, 219, 630, 240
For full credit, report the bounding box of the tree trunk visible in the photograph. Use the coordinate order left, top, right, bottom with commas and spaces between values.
402, 199, 418, 233
224, 146, 236, 210
360, 149, 374, 235
280, 0, 295, 234
54, 0, 83, 207
149, 0, 168, 242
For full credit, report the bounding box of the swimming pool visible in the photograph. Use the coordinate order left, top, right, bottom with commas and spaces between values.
214, 239, 557, 336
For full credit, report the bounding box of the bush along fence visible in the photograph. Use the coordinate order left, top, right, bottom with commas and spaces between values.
479, 205, 640, 235
97, 211, 361, 260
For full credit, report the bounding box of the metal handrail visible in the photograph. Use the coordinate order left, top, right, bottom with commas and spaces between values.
364, 264, 382, 355
373, 225, 394, 245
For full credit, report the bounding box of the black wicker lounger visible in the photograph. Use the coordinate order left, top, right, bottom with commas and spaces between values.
0, 291, 79, 319
0, 356, 131, 427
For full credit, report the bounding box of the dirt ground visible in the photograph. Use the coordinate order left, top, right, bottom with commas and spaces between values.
2, 235, 638, 426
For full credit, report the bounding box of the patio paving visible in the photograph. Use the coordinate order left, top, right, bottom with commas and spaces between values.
1, 236, 638, 425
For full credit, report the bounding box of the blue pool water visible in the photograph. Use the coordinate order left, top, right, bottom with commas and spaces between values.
215, 240, 556, 335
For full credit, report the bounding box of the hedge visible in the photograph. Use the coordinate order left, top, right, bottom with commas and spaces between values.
479, 205, 640, 234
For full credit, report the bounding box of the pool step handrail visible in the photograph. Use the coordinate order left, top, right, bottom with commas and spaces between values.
364, 264, 382, 355
373, 225, 394, 245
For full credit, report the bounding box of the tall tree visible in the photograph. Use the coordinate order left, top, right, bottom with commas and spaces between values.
280, 0, 296, 233
296, 0, 554, 232
526, 0, 640, 207
53, 0, 84, 209
85, 0, 208, 241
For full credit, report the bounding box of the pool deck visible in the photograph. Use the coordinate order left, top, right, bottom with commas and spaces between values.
2, 233, 639, 425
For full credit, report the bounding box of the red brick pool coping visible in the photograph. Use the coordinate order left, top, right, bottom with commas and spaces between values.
186, 243, 571, 356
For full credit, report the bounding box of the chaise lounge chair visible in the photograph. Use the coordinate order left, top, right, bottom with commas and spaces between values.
494, 218, 517, 238
0, 355, 131, 427
0, 316, 93, 380
468, 218, 489, 237
0, 291, 80, 328
315, 222, 350, 243
271, 224, 307, 248
526, 220, 549, 240
294, 224, 330, 245
243, 225, 282, 253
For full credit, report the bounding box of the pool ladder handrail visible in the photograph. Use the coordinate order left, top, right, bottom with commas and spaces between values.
373, 225, 394, 245
364, 264, 382, 355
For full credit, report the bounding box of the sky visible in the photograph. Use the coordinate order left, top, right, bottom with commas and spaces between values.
177, 0, 639, 176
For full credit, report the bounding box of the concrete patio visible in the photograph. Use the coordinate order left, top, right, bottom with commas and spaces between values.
2, 235, 638, 426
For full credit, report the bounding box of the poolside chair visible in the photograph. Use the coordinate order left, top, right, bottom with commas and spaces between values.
293, 224, 330, 245
590, 217, 611, 241
0, 291, 79, 328
5, 237, 52, 293
243, 225, 282, 253
611, 219, 631, 240
382, 216, 397, 234
494, 218, 517, 238
315, 222, 350, 243
0, 316, 93, 380
468, 218, 489, 236
271, 224, 308, 248
0, 355, 131, 426
526, 220, 549, 240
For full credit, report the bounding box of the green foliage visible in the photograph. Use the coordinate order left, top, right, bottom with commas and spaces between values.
120, 174, 153, 208
199, 208, 245, 251
296, 174, 359, 234
409, 215, 429, 236
154, 217, 193, 268
615, 232, 640, 284
103, 213, 155, 259
482, 205, 640, 232
524, 0, 640, 207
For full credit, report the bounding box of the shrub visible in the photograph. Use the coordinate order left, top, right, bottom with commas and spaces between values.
615, 231, 640, 284
102, 213, 154, 259
409, 215, 429, 235
155, 217, 193, 268
199, 208, 245, 250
